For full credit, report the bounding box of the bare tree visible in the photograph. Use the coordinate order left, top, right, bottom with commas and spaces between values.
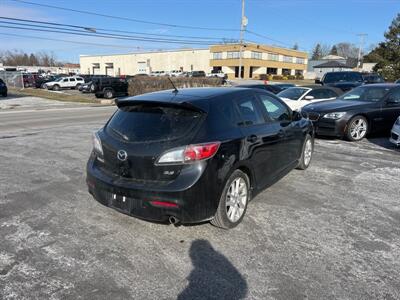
335, 42, 359, 58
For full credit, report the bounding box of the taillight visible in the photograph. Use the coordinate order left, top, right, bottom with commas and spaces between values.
156, 142, 220, 165
92, 132, 103, 156
150, 200, 179, 208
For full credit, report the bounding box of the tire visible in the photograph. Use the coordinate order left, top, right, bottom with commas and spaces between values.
90, 84, 97, 92
2, 92, 7, 97
345, 116, 368, 141
104, 89, 114, 99
75, 84, 81, 90
211, 170, 250, 229
41, 83, 47, 89
53, 84, 60, 91
297, 134, 314, 170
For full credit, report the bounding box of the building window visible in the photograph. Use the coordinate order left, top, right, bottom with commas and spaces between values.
251, 51, 262, 59
295, 70, 303, 76
296, 57, 305, 64
283, 56, 293, 63
267, 67, 277, 75
227, 51, 241, 59
213, 52, 222, 59
282, 68, 291, 75
267, 53, 279, 61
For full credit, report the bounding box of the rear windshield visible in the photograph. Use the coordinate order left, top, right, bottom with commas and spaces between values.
277, 87, 309, 100
106, 104, 203, 142
339, 86, 391, 102
363, 74, 384, 83
324, 72, 363, 83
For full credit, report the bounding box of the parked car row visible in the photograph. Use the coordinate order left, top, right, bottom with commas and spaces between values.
86, 80, 399, 230
235, 71, 400, 145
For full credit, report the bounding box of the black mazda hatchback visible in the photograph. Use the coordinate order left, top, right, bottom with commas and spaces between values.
86, 88, 314, 229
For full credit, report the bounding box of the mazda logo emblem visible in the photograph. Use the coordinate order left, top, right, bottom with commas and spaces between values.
117, 150, 128, 161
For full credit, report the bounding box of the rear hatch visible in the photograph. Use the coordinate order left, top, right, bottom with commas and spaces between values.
100, 101, 205, 182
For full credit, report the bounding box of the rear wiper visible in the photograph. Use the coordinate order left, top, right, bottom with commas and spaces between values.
110, 127, 129, 141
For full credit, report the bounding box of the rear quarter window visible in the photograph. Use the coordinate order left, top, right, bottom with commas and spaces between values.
106, 104, 203, 142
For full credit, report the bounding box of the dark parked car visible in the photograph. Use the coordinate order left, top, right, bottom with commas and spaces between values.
91, 77, 129, 99
0, 78, 7, 97
190, 71, 206, 77
362, 73, 385, 84
35, 75, 60, 88
81, 74, 110, 83
22, 74, 35, 88
235, 84, 283, 94
315, 71, 364, 92
86, 88, 314, 228
302, 84, 400, 141
78, 81, 92, 93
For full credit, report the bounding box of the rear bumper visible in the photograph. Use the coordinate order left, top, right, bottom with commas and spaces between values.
86, 155, 220, 224
0, 87, 7, 94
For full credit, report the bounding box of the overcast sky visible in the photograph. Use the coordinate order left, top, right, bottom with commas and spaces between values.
0, 0, 399, 62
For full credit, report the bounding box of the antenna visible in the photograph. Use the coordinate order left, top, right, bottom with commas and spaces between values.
167, 76, 178, 93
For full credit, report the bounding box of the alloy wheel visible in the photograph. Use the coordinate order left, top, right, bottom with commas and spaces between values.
304, 139, 313, 166
350, 118, 367, 140
225, 177, 248, 223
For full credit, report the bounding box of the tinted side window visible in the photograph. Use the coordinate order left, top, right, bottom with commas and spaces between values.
387, 89, 400, 103
234, 95, 265, 126
70, 78, 76, 82
62, 79, 68, 82
308, 89, 337, 99
213, 97, 241, 126
325, 89, 339, 98
258, 94, 291, 122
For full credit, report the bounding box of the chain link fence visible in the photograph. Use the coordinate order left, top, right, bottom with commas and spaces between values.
0, 71, 24, 89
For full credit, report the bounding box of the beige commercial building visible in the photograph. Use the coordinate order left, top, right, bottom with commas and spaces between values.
79, 43, 308, 79
79, 49, 211, 76
210, 44, 308, 79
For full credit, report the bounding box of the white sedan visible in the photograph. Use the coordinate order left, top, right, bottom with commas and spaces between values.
277, 85, 342, 111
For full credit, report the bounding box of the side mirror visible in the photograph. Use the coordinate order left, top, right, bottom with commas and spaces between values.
315, 79, 322, 84
304, 95, 314, 100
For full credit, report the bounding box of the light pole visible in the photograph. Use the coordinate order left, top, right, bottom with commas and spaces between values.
238, 0, 247, 80
357, 33, 367, 70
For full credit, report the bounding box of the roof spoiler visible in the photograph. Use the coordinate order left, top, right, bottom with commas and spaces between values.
115, 98, 206, 113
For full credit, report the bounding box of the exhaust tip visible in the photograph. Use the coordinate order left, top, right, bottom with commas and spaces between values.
168, 216, 180, 225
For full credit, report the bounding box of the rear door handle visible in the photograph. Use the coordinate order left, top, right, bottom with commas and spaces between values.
247, 134, 258, 143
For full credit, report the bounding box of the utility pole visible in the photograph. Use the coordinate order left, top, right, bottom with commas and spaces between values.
356, 33, 367, 70
238, 0, 247, 80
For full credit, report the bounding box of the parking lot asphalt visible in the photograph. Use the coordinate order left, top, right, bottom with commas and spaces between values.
0, 106, 399, 299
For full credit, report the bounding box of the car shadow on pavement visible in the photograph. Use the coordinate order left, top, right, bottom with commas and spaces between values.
367, 136, 398, 151
177, 239, 248, 300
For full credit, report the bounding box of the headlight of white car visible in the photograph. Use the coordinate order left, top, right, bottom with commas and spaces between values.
323, 112, 345, 120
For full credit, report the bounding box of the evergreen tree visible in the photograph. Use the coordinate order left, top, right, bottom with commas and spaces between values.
330, 45, 338, 55
292, 43, 299, 50
311, 44, 322, 60
364, 13, 400, 81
